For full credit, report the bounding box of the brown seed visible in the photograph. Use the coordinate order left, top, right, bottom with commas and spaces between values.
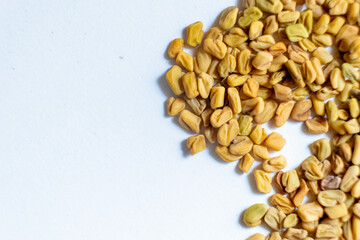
291, 99, 312, 121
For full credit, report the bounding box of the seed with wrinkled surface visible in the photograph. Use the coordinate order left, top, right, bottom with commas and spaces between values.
299, 9, 313, 34
305, 117, 328, 134
238, 6, 263, 29
268, 54, 288, 72
342, 63, 359, 82
249, 21, 264, 40
263, 15, 279, 35
256, 0, 283, 14
292, 179, 309, 207
330, 68, 345, 92
194, 48, 212, 74
271, 193, 295, 214
286, 24, 309, 42
219, 6, 238, 30
168, 38, 184, 58
283, 213, 299, 228
187, 135, 206, 155
263, 155, 286, 173
179, 110, 202, 133
203, 38, 227, 60
184, 97, 206, 115
242, 97, 265, 115
282, 170, 300, 193
291, 99, 312, 121
253, 144, 270, 160
176, 51, 194, 72
316, 223, 342, 238
166, 97, 185, 116
327, 16, 345, 35
217, 119, 239, 146
230, 136, 254, 155
197, 72, 214, 99
352, 135, 360, 165
243, 78, 260, 98
318, 190, 346, 207
224, 27, 248, 48
274, 101, 294, 127
263, 132, 285, 151
313, 47, 333, 65
326, 100, 338, 122
335, 24, 359, 45
250, 124, 267, 145
254, 99, 278, 124
273, 84, 292, 101
299, 38, 315, 52
340, 165, 360, 192
210, 86, 225, 109
210, 106, 233, 128
324, 202, 348, 219
247, 233, 265, 240
252, 51, 273, 71
215, 145, 242, 162
321, 175, 341, 190
227, 74, 250, 87
166, 65, 184, 95
264, 207, 286, 231
204, 126, 217, 143
182, 72, 199, 99
285, 60, 305, 88
249, 35, 276, 52
244, 203, 268, 227
311, 138, 331, 161
227, 87, 241, 114
297, 202, 324, 222
238, 115, 253, 136
237, 49, 252, 75
314, 14, 330, 35
238, 153, 255, 173
255, 170, 273, 193
218, 54, 236, 78
187, 21, 204, 47
344, 119, 360, 134
268, 42, 287, 57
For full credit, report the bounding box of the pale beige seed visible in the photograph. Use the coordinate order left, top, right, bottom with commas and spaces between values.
282, 170, 300, 193
168, 38, 184, 58
330, 119, 347, 135
268, 54, 288, 72
283, 214, 299, 228
238, 153, 255, 173
299, 38, 316, 52
247, 233, 265, 240
316, 223, 342, 238
292, 87, 310, 101
219, 6, 238, 30
187, 135, 206, 155
197, 72, 214, 99
318, 190, 346, 207
252, 75, 271, 88
179, 110, 201, 133
328, 0, 349, 15
344, 118, 360, 134
324, 202, 348, 219
252, 51, 273, 71
242, 97, 265, 115
249, 35, 275, 52
292, 179, 309, 207
204, 126, 217, 143
253, 144, 270, 160
184, 97, 206, 115
285, 60, 305, 88
348, 98, 360, 120
353, 216, 360, 240
194, 48, 212, 75
263, 155, 286, 172
210, 106, 233, 128
297, 202, 324, 222
187, 21, 204, 47
283, 228, 308, 239
308, 180, 321, 196
321, 175, 341, 190
182, 72, 199, 99
312, 33, 333, 47
335, 24, 359, 45
277, 10, 300, 24
201, 109, 213, 128
238, 6, 263, 29
265, 232, 281, 240
314, 14, 330, 35
230, 136, 254, 155
243, 203, 268, 227
312, 5, 326, 19
326, 100, 338, 122
249, 21, 264, 40
275, 101, 294, 127
330, 68, 345, 93
263, 15, 278, 35
302, 155, 324, 181
176, 51, 194, 72
227, 87, 241, 114
218, 54, 236, 78
337, 82, 352, 102
338, 35, 358, 52
254, 100, 278, 124
264, 207, 286, 231
353, 203, 360, 217
210, 86, 225, 109
351, 179, 360, 198
227, 74, 250, 87
339, 142, 352, 163
203, 38, 227, 60
323, 60, 340, 80
237, 115, 253, 136
237, 49, 252, 75
250, 124, 267, 145
224, 28, 248, 48
291, 99, 312, 121
217, 119, 239, 146
340, 165, 360, 192
288, 44, 309, 64
166, 65, 184, 95
215, 145, 242, 162
206, 27, 223, 41
254, 170, 272, 193
311, 95, 325, 116
310, 57, 325, 85
305, 117, 329, 134
166, 97, 185, 116
311, 138, 331, 161
257, 87, 272, 100
299, 9, 313, 34
271, 193, 295, 214
342, 63, 359, 83
273, 84, 292, 101
313, 47, 333, 65
352, 135, 360, 165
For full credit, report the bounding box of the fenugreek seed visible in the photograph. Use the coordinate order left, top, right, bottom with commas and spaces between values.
326, 100, 338, 122
338, 35, 358, 52
217, 119, 239, 146
309, 57, 325, 85
347, 2, 360, 25
206, 27, 224, 41
210, 85, 225, 109
268, 42, 287, 58
210, 106, 233, 128
250, 124, 267, 145
335, 24, 359, 45
219, 6, 239, 30
257, 87, 272, 100
340, 165, 360, 192
218, 54, 236, 78
285, 60, 305, 88
324, 202, 348, 219
292, 87, 310, 101
305, 117, 329, 134
318, 190, 346, 207
277, 10, 300, 24
275, 101, 294, 127
337, 82, 352, 102
254, 170, 272, 193
312, 5, 325, 19
176, 51, 194, 72
252, 74, 271, 88
247, 233, 265, 240
242, 97, 265, 115
243, 0, 256, 9
263, 132, 285, 151
323, 60, 340, 80
168, 38, 184, 58
265, 232, 281, 240
314, 14, 330, 35
316, 223, 342, 238
263, 155, 286, 172
194, 48, 212, 75
351, 179, 360, 198
187, 135, 206, 155
254, 100, 278, 124
184, 97, 206, 115
227, 87, 241, 114
282, 0, 296, 11
249, 35, 276, 52
291, 99, 312, 121
224, 28, 248, 48
215, 145, 243, 162
252, 51, 273, 71
286, 23, 309, 42
274, 171, 286, 194
283, 228, 308, 239
237, 49, 252, 75
244, 203, 268, 227
187, 21, 204, 47
203, 38, 227, 60
271, 193, 295, 214
273, 84, 292, 102
201, 109, 213, 128
299, 38, 316, 52
243, 78, 260, 98
268, 54, 288, 72
302, 156, 324, 180
179, 110, 201, 133
321, 175, 341, 190
182, 72, 199, 99
253, 144, 270, 160
238, 115, 254, 136
317, 86, 338, 101
301, 219, 318, 232
264, 207, 286, 231
204, 126, 217, 143
256, 0, 283, 14
227, 74, 250, 87
284, 214, 299, 229
330, 120, 347, 135
344, 119, 360, 134
288, 44, 309, 64
238, 153, 255, 173
229, 136, 253, 157
263, 15, 279, 35
327, 0, 348, 16
352, 135, 360, 165
282, 170, 300, 193
327, 16, 345, 35
311, 95, 325, 117
249, 21, 264, 40
166, 97, 185, 116
353, 203, 360, 217
342, 63, 359, 82
297, 202, 324, 222
166, 65, 184, 95
353, 216, 360, 240
292, 178, 309, 207
311, 138, 331, 161
198, 72, 214, 99
311, 33, 333, 47
238, 6, 263, 29
331, 154, 347, 176
313, 47, 333, 65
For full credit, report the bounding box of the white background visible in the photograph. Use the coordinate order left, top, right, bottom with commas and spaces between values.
0, 1, 328, 239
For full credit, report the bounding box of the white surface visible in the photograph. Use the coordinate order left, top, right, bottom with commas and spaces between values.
0, 1, 327, 239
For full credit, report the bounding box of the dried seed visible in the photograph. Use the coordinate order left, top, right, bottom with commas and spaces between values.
249, 21, 264, 40
242, 97, 265, 115
313, 47, 333, 65
263, 155, 287, 172
210, 85, 225, 109
255, 169, 273, 193
314, 14, 330, 35
305, 117, 329, 134
282, 170, 300, 193
183, 72, 199, 98
224, 27, 248, 48
210, 106, 233, 128
316, 223, 342, 238
238, 6, 263, 29
326, 100, 339, 122
176, 51, 194, 72
168, 38, 184, 58
166, 65, 184, 95
253, 144, 270, 160
285, 60, 305, 88
203, 38, 227, 60
264, 207, 286, 231
187, 135, 206, 155
318, 190, 346, 207
324, 202, 348, 219
219, 6, 239, 30
238, 153, 255, 173
187, 21, 204, 47
254, 99, 278, 124
179, 110, 202, 133
291, 99, 312, 121
286, 23, 309, 42
166, 97, 186, 116
217, 119, 239, 146
311, 138, 331, 161
340, 165, 360, 192
227, 87, 242, 114
271, 193, 295, 214
292, 179, 309, 207
215, 145, 243, 162
283, 228, 308, 239
264, 15, 279, 35
249, 35, 276, 52
275, 101, 294, 127
244, 203, 268, 227
237, 49, 252, 75
230, 136, 254, 155
297, 202, 324, 222
327, 16, 345, 35
273, 84, 293, 102
250, 124, 267, 144
256, 0, 283, 14
252, 51, 273, 70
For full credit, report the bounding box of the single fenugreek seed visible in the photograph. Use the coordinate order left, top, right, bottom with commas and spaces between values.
263, 132, 285, 151
238, 153, 255, 173
264, 207, 286, 231
254, 170, 272, 193
217, 119, 239, 146
179, 110, 202, 133
219, 6, 239, 30
168, 38, 184, 58
271, 193, 295, 214
263, 155, 287, 172
210, 106, 233, 128
176, 51, 194, 72
297, 202, 324, 222
166, 65, 184, 95
253, 144, 270, 160
182, 72, 199, 99
252, 51, 273, 71
215, 145, 243, 162
256, 0, 283, 14
254, 99, 278, 124
187, 21, 204, 47
282, 170, 300, 193
291, 99, 312, 121
249, 21, 264, 40
275, 101, 294, 127
230, 136, 254, 155
166, 97, 185, 116
238, 115, 253, 136
285, 23, 309, 42
187, 134, 206, 155
244, 203, 268, 227
250, 124, 267, 144
242, 97, 265, 115
210, 85, 225, 109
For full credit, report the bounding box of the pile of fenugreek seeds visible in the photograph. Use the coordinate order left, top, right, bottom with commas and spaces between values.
164, 0, 360, 238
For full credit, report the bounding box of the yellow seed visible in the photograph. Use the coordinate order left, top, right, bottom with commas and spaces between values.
263, 132, 285, 151
283, 228, 308, 239
215, 145, 242, 162
277, 10, 300, 24
314, 14, 330, 34
263, 15, 279, 35
324, 202, 348, 219
203, 38, 227, 60
254, 99, 278, 124
176, 51, 194, 72
182, 72, 199, 99
340, 165, 360, 192
275, 101, 294, 127
316, 223, 343, 238
264, 207, 286, 231
224, 27, 248, 48
263, 155, 287, 172
256, 0, 284, 14
313, 47, 333, 65
297, 202, 324, 222
352, 135, 360, 165
342, 63, 359, 82
344, 118, 360, 134
335, 24, 359, 45
286, 23, 309, 42
247, 233, 265, 240
227, 87, 242, 114
187, 135, 206, 155
219, 6, 239, 30
327, 0, 349, 16
254, 170, 272, 193
244, 203, 268, 227
253, 144, 270, 160
249, 21, 264, 40
243, 78, 260, 98
210, 106, 233, 128
311, 57, 325, 85
252, 51, 273, 70
317, 190, 346, 207
227, 74, 250, 87
168, 38, 184, 58
187, 21, 204, 47
179, 110, 201, 133
249, 35, 276, 52
242, 97, 265, 115
210, 85, 225, 109
194, 48, 212, 74
238, 6, 263, 29
305, 117, 329, 133
250, 124, 267, 144
166, 65, 184, 95
268, 54, 288, 72
327, 16, 345, 35
229, 136, 254, 155
299, 38, 316, 52
285, 60, 305, 88
291, 99, 312, 121
282, 170, 300, 193
218, 54, 236, 78
311, 33, 333, 47
198, 72, 214, 99
217, 119, 239, 146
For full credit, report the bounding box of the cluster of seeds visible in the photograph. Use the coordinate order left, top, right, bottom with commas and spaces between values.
164, 0, 360, 238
